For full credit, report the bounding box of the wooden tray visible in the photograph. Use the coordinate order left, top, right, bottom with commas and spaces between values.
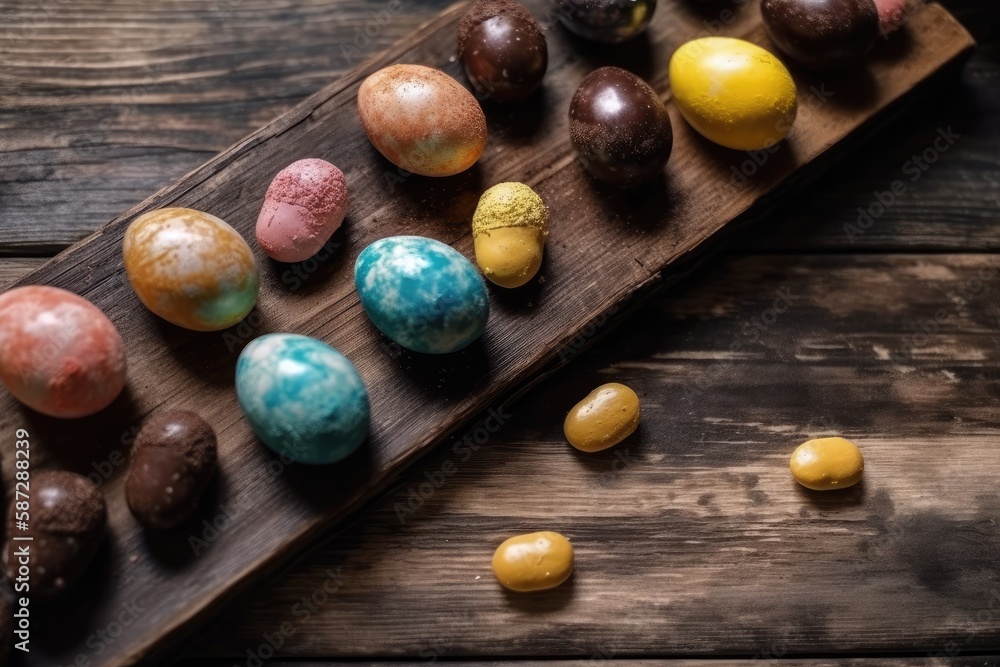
0, 1, 973, 664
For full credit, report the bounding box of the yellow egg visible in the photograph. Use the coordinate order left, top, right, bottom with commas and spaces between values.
492, 531, 574, 592
668, 37, 798, 150
564, 382, 640, 452
471, 182, 548, 288
790, 437, 864, 491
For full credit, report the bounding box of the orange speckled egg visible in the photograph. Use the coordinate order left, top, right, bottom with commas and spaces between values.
123, 208, 259, 331
357, 64, 488, 177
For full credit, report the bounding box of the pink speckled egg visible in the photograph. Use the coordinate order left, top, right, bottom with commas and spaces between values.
0, 286, 126, 418
256, 159, 348, 263
873, 0, 908, 33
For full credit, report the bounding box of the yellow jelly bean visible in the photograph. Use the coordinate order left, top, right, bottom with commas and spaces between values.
668, 37, 798, 151
472, 182, 549, 288
492, 531, 574, 592
564, 382, 640, 452
790, 437, 864, 491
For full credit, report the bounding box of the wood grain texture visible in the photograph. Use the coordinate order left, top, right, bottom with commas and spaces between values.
193, 662, 1000, 666
0, 259, 44, 290
1, 1, 997, 255
189, 254, 1000, 660
0, 2, 976, 667
188, 662, 1000, 667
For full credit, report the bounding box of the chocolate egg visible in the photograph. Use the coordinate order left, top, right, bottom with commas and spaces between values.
569, 67, 673, 186
256, 158, 348, 263
124, 207, 259, 331
358, 64, 488, 177
3, 470, 107, 597
554, 0, 656, 43
0, 286, 126, 418
458, 0, 547, 103
126, 410, 218, 530
761, 0, 880, 70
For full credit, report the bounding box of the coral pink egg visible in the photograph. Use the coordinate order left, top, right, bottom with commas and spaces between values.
0, 286, 127, 418
256, 158, 348, 263
873, 0, 908, 33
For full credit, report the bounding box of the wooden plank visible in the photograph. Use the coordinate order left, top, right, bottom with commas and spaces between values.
0, 2, 975, 665
191, 254, 1000, 659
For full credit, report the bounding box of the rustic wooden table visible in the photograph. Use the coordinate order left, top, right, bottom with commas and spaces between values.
2, 0, 999, 665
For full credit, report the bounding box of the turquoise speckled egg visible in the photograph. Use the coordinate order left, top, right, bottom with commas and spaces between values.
354, 236, 489, 354
235, 333, 370, 464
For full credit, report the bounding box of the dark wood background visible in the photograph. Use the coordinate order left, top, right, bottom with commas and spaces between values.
1, 0, 998, 664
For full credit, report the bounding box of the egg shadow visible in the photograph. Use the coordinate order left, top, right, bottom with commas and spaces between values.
794, 477, 868, 509
486, 255, 548, 314
500, 571, 576, 611
274, 437, 378, 510
365, 144, 484, 227
586, 168, 678, 234
31, 536, 116, 653
679, 121, 801, 196
481, 86, 549, 143
19, 386, 142, 478
388, 338, 493, 399
869, 24, 916, 66
784, 62, 879, 113
567, 424, 645, 474
155, 315, 257, 387
139, 471, 227, 569
561, 29, 657, 80
265, 225, 349, 297
675, 0, 751, 22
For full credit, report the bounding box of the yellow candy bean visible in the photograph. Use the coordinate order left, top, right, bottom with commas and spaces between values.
492, 531, 574, 592
790, 437, 864, 491
564, 382, 640, 452
669, 37, 798, 151
472, 182, 548, 288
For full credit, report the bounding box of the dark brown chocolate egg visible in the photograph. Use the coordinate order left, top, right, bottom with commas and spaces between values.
3, 470, 107, 598
554, 0, 656, 43
761, 0, 880, 70
458, 0, 547, 102
569, 66, 673, 187
126, 409, 218, 530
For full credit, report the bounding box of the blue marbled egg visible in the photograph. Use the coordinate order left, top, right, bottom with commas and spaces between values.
354, 236, 489, 354
235, 333, 370, 464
